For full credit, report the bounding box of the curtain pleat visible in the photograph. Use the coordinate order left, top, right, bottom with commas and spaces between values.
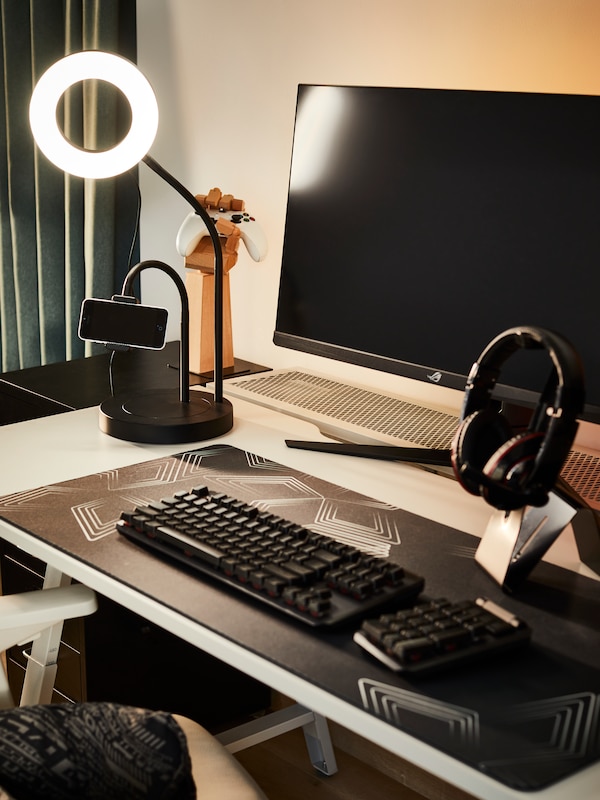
31, 2, 69, 365
0, 0, 138, 371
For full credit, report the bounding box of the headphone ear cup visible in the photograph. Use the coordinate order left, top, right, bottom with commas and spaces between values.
451, 409, 513, 495
482, 431, 545, 507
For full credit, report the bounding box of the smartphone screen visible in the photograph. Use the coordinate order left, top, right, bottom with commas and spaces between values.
78, 298, 168, 350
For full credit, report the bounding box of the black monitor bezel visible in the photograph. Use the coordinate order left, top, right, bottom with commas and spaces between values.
274, 84, 600, 424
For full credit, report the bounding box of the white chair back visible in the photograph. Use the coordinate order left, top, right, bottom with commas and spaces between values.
0, 584, 97, 707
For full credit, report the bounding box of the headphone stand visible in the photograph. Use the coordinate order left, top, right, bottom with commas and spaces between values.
475, 481, 600, 592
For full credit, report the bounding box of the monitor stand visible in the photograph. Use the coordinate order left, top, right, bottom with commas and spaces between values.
284, 439, 451, 467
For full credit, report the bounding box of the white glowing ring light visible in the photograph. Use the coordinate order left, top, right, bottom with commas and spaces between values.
29, 51, 159, 179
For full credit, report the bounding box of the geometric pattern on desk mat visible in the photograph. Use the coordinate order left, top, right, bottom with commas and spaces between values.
359, 678, 481, 745
358, 679, 600, 791
0, 445, 401, 554
1, 443, 599, 792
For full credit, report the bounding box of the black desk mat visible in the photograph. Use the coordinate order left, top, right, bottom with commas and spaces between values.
0, 444, 598, 791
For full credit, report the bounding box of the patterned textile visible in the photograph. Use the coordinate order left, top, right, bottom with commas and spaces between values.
0, 703, 196, 799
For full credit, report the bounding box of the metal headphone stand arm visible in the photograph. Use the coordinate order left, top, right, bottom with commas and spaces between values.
475, 478, 600, 592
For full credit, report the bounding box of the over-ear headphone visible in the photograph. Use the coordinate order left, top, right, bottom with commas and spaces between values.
451, 326, 585, 511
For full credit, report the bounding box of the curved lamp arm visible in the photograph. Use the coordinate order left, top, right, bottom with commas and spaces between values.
142, 155, 224, 404
121, 260, 190, 404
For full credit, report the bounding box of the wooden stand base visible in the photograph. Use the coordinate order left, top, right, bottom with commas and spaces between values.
187, 270, 234, 375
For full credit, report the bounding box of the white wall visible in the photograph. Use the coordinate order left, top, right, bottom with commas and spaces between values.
136, 0, 600, 411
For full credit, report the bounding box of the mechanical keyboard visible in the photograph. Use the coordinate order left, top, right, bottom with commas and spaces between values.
117, 484, 425, 627
353, 596, 531, 675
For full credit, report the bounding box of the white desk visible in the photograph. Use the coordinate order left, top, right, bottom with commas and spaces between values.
0, 399, 598, 800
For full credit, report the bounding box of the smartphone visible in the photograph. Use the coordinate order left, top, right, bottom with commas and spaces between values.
78, 298, 168, 350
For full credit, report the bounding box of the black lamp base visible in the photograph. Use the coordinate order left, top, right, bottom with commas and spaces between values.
99, 389, 233, 444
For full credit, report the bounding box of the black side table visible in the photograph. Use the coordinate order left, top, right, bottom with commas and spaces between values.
0, 342, 195, 425
0, 343, 267, 425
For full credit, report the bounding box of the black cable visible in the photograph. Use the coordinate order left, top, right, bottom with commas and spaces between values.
108, 348, 117, 396
125, 168, 142, 271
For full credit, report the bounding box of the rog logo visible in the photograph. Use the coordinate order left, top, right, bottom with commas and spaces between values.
427, 371, 443, 384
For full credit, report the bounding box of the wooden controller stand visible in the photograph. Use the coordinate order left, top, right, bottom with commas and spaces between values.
183, 188, 246, 376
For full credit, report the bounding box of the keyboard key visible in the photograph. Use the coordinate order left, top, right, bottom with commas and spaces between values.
156, 525, 225, 566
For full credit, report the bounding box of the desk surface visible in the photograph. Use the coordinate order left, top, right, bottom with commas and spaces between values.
0, 398, 598, 800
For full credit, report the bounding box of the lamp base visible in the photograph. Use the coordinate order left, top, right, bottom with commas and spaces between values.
99, 389, 233, 444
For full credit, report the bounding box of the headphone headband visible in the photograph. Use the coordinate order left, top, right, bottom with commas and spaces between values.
462, 326, 585, 423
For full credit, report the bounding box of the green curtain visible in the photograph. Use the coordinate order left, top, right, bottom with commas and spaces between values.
0, 0, 138, 372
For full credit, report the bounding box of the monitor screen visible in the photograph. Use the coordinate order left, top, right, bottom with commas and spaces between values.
274, 85, 600, 422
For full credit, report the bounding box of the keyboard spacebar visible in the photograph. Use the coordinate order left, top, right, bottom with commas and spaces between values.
158, 526, 224, 566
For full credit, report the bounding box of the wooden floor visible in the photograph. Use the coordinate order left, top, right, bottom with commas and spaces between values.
235, 727, 425, 800
232, 717, 477, 800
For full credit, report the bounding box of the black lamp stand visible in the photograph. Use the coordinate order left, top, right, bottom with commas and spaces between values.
99, 156, 233, 444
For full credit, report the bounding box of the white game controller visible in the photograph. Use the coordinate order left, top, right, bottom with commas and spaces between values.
176, 209, 268, 262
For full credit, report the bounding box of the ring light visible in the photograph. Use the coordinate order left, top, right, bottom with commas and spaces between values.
29, 51, 159, 179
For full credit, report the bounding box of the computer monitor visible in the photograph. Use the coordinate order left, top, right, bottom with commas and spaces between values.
274, 84, 600, 425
